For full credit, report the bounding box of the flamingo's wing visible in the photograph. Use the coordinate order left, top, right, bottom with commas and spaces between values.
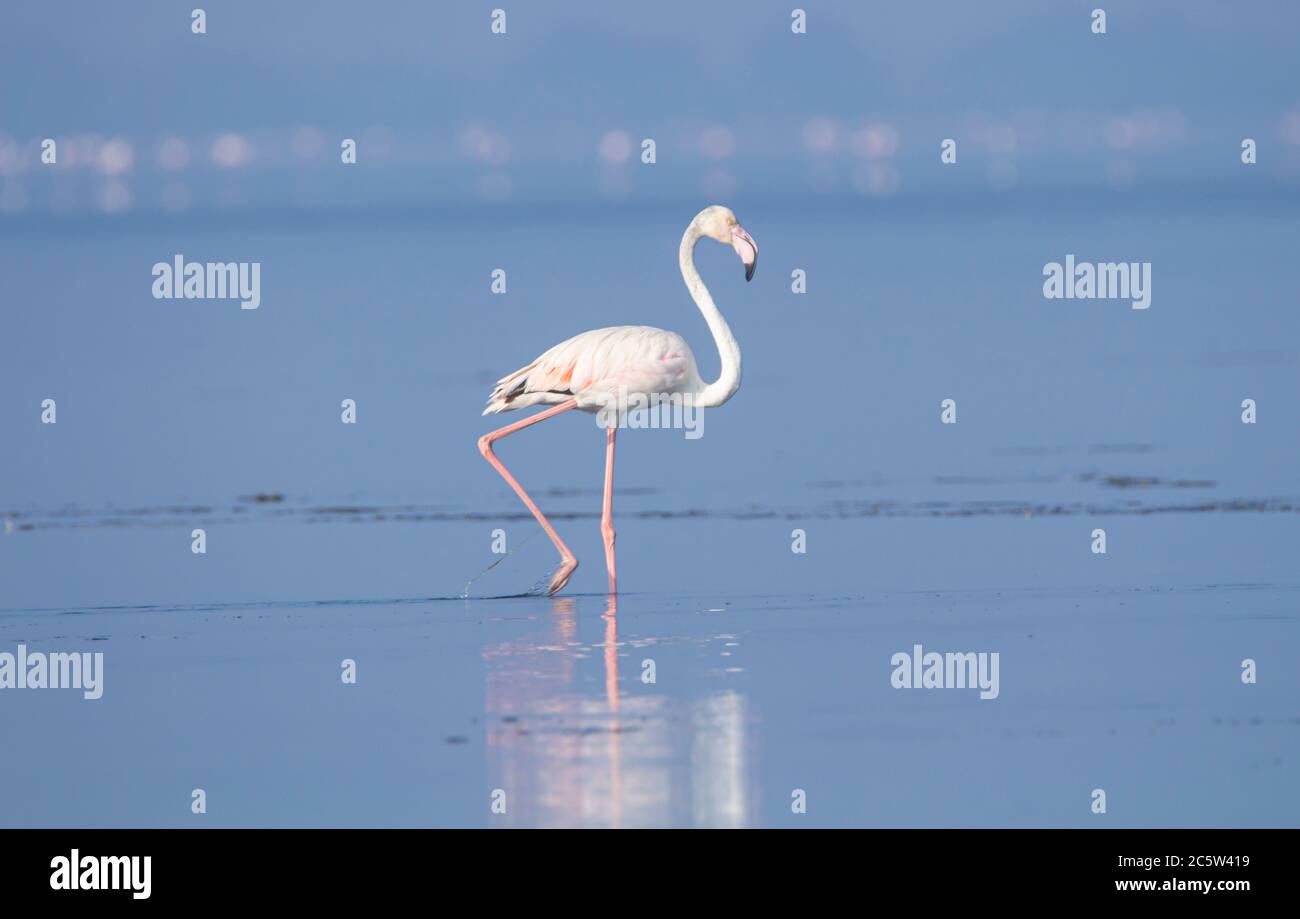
483, 326, 696, 414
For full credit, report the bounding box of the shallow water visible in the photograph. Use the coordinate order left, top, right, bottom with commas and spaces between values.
2, 561, 1297, 828
2, 210, 1298, 826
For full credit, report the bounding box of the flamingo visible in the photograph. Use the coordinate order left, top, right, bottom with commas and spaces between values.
477, 205, 758, 596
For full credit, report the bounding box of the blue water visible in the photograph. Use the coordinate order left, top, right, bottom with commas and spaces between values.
1, 206, 1297, 827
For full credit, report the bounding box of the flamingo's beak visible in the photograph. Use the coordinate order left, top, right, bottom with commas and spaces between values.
732, 225, 758, 282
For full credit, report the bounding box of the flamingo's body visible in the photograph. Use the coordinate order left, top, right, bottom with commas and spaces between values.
477, 205, 758, 596
483, 325, 699, 415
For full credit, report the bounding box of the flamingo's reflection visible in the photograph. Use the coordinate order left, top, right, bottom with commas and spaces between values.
483, 595, 753, 828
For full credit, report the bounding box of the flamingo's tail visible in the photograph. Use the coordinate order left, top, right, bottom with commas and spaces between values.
482, 361, 539, 414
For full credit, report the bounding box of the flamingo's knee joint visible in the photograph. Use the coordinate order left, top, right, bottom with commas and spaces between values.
477, 434, 495, 458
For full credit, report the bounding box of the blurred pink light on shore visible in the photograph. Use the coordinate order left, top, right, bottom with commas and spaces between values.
851, 162, 899, 196
0, 138, 25, 176
597, 130, 634, 164
59, 136, 95, 170
361, 126, 396, 160
965, 114, 1018, 155
96, 181, 132, 213
598, 168, 632, 199
459, 124, 510, 165
211, 133, 253, 169
1104, 109, 1185, 150
850, 123, 900, 159
801, 118, 840, 155
1280, 110, 1300, 145
700, 126, 735, 159
97, 138, 134, 176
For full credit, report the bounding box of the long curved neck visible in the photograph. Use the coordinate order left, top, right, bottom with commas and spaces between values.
680, 224, 741, 408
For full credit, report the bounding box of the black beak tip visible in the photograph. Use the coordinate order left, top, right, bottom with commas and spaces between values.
745, 262, 756, 282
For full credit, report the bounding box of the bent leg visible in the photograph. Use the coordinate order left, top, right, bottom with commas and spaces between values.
478, 400, 580, 594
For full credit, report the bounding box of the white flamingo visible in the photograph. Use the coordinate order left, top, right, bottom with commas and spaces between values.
478, 205, 758, 596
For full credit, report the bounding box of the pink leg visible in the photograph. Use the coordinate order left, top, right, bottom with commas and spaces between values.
477, 400, 580, 595
601, 425, 617, 595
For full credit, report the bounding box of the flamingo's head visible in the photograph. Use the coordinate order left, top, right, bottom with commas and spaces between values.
695, 205, 758, 282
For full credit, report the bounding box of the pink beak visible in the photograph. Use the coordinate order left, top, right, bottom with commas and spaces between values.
731, 225, 758, 282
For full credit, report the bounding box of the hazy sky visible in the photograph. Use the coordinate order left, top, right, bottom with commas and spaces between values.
3, 1, 1298, 213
